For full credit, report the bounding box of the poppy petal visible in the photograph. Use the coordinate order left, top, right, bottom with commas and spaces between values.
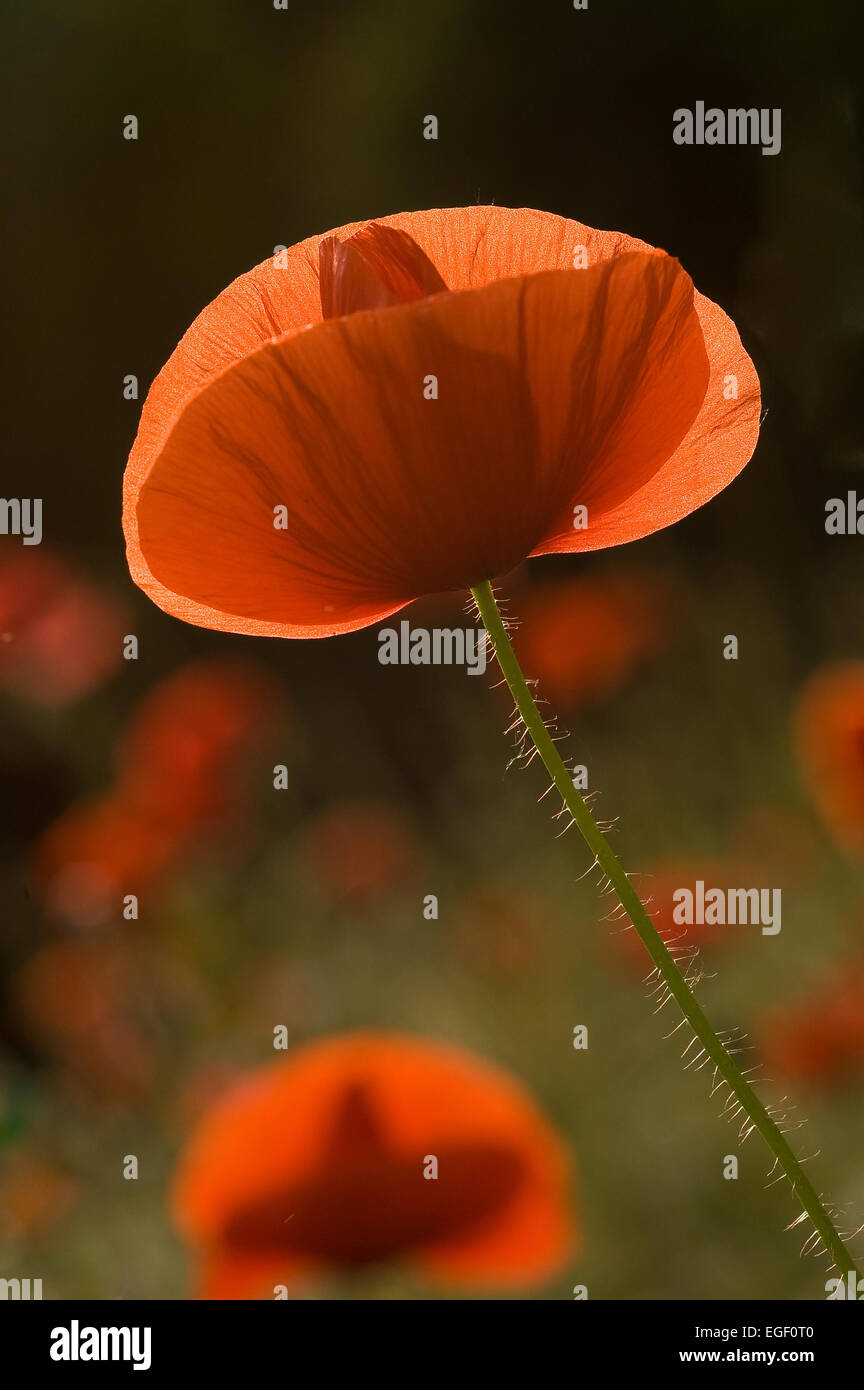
795, 662, 864, 856
172, 1032, 574, 1296
319, 223, 448, 318
532, 284, 760, 556
130, 250, 707, 635
198, 1248, 314, 1301
125, 207, 758, 636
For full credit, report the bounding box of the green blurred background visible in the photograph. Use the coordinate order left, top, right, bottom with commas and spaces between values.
1, 0, 863, 1299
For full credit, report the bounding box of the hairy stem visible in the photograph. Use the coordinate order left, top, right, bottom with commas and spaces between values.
471, 578, 860, 1279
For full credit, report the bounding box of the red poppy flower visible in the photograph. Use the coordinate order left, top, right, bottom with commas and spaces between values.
758, 961, 864, 1085
729, 805, 820, 885
31, 792, 184, 928
454, 883, 544, 974
12, 938, 207, 1101
116, 660, 279, 828
0, 550, 125, 705
300, 797, 421, 902
511, 569, 676, 709
30, 661, 279, 925
609, 859, 752, 971
794, 662, 864, 857
172, 1032, 574, 1297
12, 940, 157, 1099
123, 207, 759, 637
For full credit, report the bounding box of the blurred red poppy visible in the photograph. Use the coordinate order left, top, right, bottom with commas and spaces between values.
609, 859, 752, 971
172, 1032, 575, 1297
123, 207, 759, 638
300, 798, 420, 902
795, 662, 864, 857
31, 792, 183, 927
12, 938, 208, 1101
758, 961, 864, 1085
729, 804, 820, 884
0, 550, 125, 705
12, 940, 157, 1099
116, 660, 280, 828
454, 884, 543, 974
511, 569, 676, 708
30, 660, 280, 925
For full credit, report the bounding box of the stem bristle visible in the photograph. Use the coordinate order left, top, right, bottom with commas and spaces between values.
470, 577, 862, 1283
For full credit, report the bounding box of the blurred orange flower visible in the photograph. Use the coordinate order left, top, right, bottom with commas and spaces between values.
11, 938, 208, 1101
609, 859, 753, 971
12, 940, 157, 1099
729, 804, 820, 885
123, 207, 759, 638
795, 662, 864, 857
301, 798, 420, 902
758, 961, 864, 1085
172, 1032, 575, 1297
116, 660, 280, 828
454, 884, 543, 974
30, 660, 280, 925
512, 570, 676, 708
0, 550, 125, 705
31, 793, 182, 927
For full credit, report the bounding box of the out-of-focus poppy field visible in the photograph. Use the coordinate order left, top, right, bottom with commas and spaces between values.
2, 0, 863, 1300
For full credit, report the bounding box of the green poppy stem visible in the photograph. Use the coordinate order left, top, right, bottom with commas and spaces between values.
470, 577, 860, 1280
